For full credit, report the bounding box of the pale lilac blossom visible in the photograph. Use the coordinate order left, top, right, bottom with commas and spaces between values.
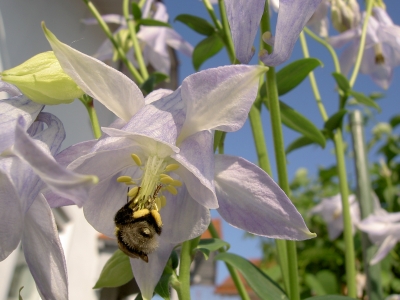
224, 0, 322, 65
358, 208, 400, 265
309, 194, 360, 240
44, 26, 316, 300
83, 1, 193, 75
0, 86, 98, 299
329, 7, 400, 89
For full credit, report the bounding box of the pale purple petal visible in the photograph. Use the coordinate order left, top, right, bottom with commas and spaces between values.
0, 96, 42, 152
329, 27, 360, 48
43, 24, 144, 122
215, 155, 315, 240
224, 0, 264, 64
0, 81, 21, 96
130, 239, 175, 300
31, 112, 65, 156
161, 178, 211, 243
22, 194, 68, 300
12, 122, 98, 206
165, 28, 193, 57
372, 7, 393, 26
145, 89, 173, 105
82, 14, 126, 26
172, 130, 218, 209
0, 171, 23, 261
338, 40, 359, 75
260, 0, 323, 66
179, 65, 265, 141
55, 140, 97, 167
370, 234, 399, 265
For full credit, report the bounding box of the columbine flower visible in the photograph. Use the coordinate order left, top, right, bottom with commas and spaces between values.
83, 1, 193, 75
331, 0, 360, 33
358, 208, 400, 265
44, 26, 316, 300
309, 194, 360, 240
0, 85, 98, 299
224, 0, 322, 65
329, 7, 400, 89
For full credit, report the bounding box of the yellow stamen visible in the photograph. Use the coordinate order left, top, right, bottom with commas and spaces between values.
133, 209, 150, 219
164, 164, 179, 172
131, 153, 142, 166
124, 181, 136, 186
262, 31, 272, 43
128, 186, 140, 198
117, 176, 132, 182
165, 185, 178, 195
160, 175, 174, 185
170, 180, 182, 187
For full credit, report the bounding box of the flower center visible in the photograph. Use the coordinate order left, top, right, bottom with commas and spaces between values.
116, 153, 182, 212
374, 44, 385, 64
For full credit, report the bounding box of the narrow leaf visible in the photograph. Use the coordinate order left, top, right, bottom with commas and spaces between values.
137, 19, 172, 28
93, 249, 133, 289
332, 73, 350, 93
215, 253, 288, 300
192, 34, 224, 70
194, 238, 230, 260
305, 273, 327, 296
264, 99, 326, 148
154, 270, 173, 300
349, 90, 381, 111
303, 296, 356, 300
286, 136, 315, 154
390, 115, 400, 128
131, 2, 142, 20
276, 58, 323, 96
141, 72, 169, 94
324, 109, 347, 132
175, 14, 215, 36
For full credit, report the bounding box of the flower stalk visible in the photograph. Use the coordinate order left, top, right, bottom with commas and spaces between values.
82, 0, 144, 84
79, 94, 102, 139
177, 240, 192, 300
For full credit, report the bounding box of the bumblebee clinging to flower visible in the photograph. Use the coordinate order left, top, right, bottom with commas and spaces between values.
114, 186, 163, 263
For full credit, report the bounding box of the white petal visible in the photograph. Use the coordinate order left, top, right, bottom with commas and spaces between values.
215, 155, 315, 240
42, 24, 144, 121
370, 234, 398, 265
179, 65, 266, 142
22, 194, 68, 300
0, 171, 23, 261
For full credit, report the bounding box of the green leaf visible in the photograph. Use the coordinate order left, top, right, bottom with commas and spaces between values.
154, 269, 174, 300
305, 273, 326, 296
131, 2, 142, 20
276, 58, 323, 96
141, 72, 169, 94
303, 296, 356, 300
324, 109, 347, 132
137, 19, 172, 28
349, 90, 381, 111
192, 34, 224, 70
174, 14, 215, 36
264, 99, 325, 148
316, 270, 339, 295
93, 249, 133, 289
214, 253, 288, 300
286, 136, 315, 154
390, 115, 400, 128
194, 238, 230, 260
19, 287, 24, 300
332, 72, 350, 93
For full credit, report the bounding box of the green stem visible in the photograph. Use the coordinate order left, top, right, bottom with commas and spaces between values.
333, 130, 357, 298
260, 2, 292, 295
177, 241, 192, 300
82, 0, 144, 84
349, 0, 374, 87
202, 0, 223, 31
303, 27, 341, 74
300, 28, 357, 298
79, 95, 102, 139
122, 0, 149, 81
208, 222, 251, 300
217, 0, 236, 63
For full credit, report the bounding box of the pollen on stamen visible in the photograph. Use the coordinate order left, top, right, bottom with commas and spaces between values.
117, 175, 132, 183
160, 175, 174, 185
170, 180, 182, 187
128, 186, 140, 198
164, 164, 179, 172
131, 153, 142, 166
165, 185, 178, 195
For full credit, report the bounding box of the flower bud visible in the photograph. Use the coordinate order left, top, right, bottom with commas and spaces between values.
331, 0, 361, 33
0, 51, 84, 105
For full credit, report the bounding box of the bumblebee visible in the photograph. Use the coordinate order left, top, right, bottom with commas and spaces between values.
114, 196, 163, 263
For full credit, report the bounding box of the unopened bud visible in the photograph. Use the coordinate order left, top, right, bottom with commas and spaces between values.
0, 51, 84, 105
331, 0, 361, 33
